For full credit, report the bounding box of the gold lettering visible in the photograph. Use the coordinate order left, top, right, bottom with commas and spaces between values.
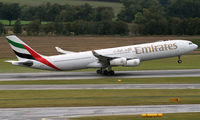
143, 47, 152, 53
168, 44, 174, 50
159, 45, 165, 51
135, 47, 142, 54
151, 45, 155, 52
134, 43, 178, 55
154, 46, 158, 52
173, 43, 178, 49
164, 44, 168, 51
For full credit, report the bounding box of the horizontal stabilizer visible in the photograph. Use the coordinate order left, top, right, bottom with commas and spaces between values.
5, 60, 33, 66
55, 47, 76, 54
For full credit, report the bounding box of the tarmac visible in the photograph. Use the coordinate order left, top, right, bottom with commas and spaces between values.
0, 69, 200, 120
0, 69, 200, 81
0, 104, 200, 120
0, 84, 199, 90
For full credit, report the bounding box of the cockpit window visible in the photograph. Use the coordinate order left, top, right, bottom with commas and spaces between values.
189, 42, 193, 45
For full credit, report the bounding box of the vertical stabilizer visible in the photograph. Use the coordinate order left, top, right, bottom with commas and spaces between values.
6, 35, 41, 60
6, 35, 61, 71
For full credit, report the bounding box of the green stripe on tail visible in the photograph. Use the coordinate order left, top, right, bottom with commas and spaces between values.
6, 38, 25, 49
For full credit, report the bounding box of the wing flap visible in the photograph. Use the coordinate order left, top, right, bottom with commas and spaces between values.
92, 50, 116, 67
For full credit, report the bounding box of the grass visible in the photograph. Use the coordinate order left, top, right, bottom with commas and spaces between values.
0, 77, 200, 85
1, 54, 200, 73
0, 20, 30, 25
0, 0, 122, 15
71, 112, 200, 120
0, 20, 48, 25
0, 89, 199, 108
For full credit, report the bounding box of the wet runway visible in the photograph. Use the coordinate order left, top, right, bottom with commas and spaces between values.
0, 84, 200, 90
0, 104, 200, 120
0, 69, 200, 81
0, 69, 200, 120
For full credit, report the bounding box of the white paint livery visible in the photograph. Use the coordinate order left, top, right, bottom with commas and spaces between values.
6, 35, 198, 75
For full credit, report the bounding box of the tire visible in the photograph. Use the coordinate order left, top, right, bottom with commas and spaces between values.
109, 70, 115, 76
178, 60, 182, 64
103, 70, 108, 75
96, 70, 101, 74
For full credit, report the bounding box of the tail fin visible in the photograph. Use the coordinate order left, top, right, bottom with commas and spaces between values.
6, 35, 61, 71
6, 35, 42, 60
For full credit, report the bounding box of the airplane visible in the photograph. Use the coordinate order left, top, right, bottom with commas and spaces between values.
5, 35, 198, 75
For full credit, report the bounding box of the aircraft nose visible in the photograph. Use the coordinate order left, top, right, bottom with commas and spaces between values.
194, 44, 198, 49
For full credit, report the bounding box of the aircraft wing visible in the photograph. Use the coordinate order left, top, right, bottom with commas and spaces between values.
92, 50, 117, 67
92, 50, 139, 67
55, 47, 76, 54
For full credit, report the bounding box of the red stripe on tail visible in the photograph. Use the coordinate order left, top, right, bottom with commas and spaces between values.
22, 44, 61, 71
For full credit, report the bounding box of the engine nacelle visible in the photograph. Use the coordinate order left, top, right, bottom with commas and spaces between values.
125, 59, 140, 67
110, 57, 127, 66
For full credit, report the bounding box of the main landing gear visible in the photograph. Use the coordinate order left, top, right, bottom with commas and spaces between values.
177, 55, 182, 64
96, 67, 115, 76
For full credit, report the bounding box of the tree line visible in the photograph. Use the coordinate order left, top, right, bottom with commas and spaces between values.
0, 19, 128, 36
119, 0, 200, 35
26, 20, 128, 36
0, 0, 200, 36
86, 0, 120, 2
0, 2, 114, 25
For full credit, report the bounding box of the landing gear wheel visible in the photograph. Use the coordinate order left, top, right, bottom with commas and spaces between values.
108, 70, 115, 76
178, 60, 182, 64
103, 70, 108, 75
96, 70, 102, 74
177, 55, 182, 64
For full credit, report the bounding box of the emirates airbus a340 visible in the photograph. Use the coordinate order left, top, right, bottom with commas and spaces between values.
6, 35, 198, 75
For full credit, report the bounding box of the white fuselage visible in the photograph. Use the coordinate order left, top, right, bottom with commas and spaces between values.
31, 40, 198, 71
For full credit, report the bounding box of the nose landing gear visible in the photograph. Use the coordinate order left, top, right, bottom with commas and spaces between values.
177, 55, 182, 64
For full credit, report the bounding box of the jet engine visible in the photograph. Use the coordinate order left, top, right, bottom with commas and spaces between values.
110, 57, 127, 66
125, 59, 140, 67
110, 58, 140, 66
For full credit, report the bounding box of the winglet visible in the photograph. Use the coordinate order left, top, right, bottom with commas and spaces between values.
92, 50, 114, 61
92, 50, 99, 57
